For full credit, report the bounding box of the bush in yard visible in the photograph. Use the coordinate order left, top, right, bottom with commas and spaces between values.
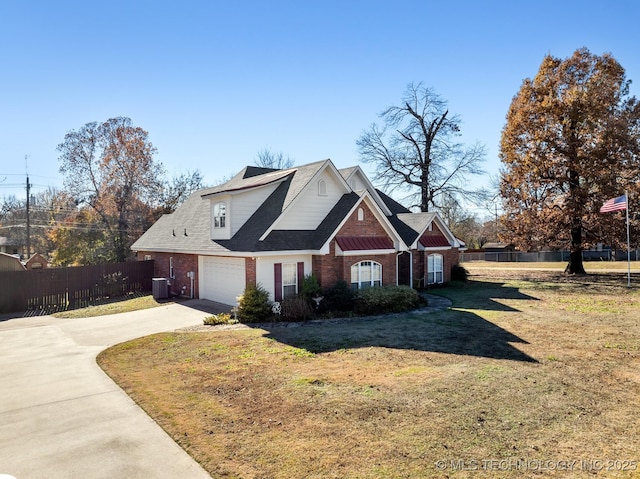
320, 280, 355, 313
281, 296, 314, 321
203, 313, 237, 326
354, 285, 420, 315
451, 264, 469, 282
236, 283, 272, 323
300, 274, 322, 302
97, 271, 128, 299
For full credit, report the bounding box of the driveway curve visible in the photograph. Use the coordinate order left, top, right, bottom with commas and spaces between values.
0, 300, 222, 479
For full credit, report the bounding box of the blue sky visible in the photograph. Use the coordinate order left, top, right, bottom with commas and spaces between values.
1, 0, 638, 217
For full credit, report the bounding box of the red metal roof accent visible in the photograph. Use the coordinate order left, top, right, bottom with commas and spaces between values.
336, 236, 394, 251
419, 235, 450, 248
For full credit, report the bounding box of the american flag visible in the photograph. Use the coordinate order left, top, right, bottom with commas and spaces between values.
600, 194, 627, 213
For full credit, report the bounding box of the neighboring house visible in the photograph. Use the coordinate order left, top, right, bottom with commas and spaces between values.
25, 253, 49, 270
0, 252, 26, 272
132, 159, 462, 305
0, 236, 20, 256
484, 242, 516, 262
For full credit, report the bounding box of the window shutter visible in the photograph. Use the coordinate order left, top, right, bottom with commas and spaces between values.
274, 263, 282, 302
297, 262, 305, 294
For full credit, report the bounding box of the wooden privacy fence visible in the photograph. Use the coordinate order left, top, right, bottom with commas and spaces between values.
0, 260, 154, 314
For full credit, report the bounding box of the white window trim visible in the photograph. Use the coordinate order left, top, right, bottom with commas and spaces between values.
318, 179, 327, 196
213, 202, 226, 228
282, 263, 298, 299
169, 256, 175, 279
350, 260, 382, 290
427, 253, 443, 285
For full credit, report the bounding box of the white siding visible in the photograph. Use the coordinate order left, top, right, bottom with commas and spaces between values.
210, 195, 231, 240
276, 173, 344, 230
256, 254, 311, 302
230, 183, 280, 236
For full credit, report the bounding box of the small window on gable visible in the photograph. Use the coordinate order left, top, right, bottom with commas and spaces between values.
357, 207, 364, 221
214, 202, 226, 228
318, 179, 327, 196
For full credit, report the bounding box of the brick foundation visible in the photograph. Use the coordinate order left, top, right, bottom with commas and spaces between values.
137, 251, 199, 298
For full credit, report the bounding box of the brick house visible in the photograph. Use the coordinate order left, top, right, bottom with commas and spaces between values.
131, 159, 462, 305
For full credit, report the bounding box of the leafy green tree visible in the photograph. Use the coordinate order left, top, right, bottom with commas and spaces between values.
500, 48, 640, 274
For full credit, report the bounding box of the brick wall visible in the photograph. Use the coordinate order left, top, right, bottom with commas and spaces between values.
311, 202, 398, 289
339, 202, 390, 237
312, 242, 342, 289
245, 257, 256, 287
137, 251, 199, 298
412, 247, 460, 286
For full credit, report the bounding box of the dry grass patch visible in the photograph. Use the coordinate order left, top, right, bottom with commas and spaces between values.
52, 294, 171, 318
98, 274, 640, 478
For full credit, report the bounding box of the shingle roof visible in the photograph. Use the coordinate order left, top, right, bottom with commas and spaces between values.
233, 192, 360, 251
131, 161, 357, 254
375, 189, 411, 214
132, 159, 458, 256
388, 212, 437, 247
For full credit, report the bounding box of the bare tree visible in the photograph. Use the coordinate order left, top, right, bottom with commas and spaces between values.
153, 170, 204, 218
357, 82, 486, 212
254, 147, 294, 169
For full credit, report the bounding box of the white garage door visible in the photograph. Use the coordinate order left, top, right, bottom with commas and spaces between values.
200, 256, 246, 306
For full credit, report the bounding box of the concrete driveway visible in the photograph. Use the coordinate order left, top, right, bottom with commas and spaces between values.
0, 300, 227, 479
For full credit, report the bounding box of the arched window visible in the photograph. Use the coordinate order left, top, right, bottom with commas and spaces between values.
350, 261, 382, 289
213, 202, 226, 228
357, 207, 364, 221
318, 179, 327, 196
427, 254, 443, 284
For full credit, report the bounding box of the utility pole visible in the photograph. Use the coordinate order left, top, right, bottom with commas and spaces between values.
25, 156, 31, 259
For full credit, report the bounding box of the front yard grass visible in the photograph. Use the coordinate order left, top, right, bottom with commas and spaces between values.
52, 294, 171, 318
97, 273, 640, 478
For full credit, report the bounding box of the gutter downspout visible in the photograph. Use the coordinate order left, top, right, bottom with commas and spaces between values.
409, 250, 413, 289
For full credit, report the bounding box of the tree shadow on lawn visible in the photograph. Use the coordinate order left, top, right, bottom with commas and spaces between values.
259, 312, 536, 362
254, 280, 538, 363
429, 279, 540, 312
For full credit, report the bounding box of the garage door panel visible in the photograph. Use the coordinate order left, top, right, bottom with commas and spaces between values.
200, 257, 245, 305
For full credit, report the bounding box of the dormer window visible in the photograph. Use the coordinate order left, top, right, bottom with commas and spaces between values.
318, 179, 327, 196
214, 202, 226, 228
